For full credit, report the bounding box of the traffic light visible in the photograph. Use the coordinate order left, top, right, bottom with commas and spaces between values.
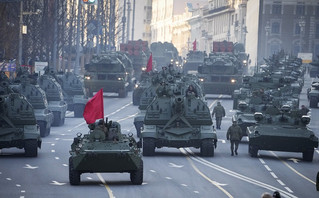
81, 0, 97, 5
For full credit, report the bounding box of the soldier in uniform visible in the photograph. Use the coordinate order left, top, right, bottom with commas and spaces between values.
212, 101, 225, 129
300, 105, 309, 116
226, 119, 242, 156
185, 84, 198, 97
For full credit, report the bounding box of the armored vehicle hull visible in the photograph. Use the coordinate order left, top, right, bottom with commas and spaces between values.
247, 111, 318, 161
0, 94, 41, 157
201, 75, 242, 95
308, 81, 319, 108
69, 121, 143, 185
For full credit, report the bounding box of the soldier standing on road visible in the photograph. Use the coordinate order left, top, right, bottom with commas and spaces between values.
226, 119, 242, 156
212, 101, 225, 129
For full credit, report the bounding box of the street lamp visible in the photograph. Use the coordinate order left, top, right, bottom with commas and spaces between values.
18, 1, 41, 65
298, 16, 306, 53
264, 21, 270, 58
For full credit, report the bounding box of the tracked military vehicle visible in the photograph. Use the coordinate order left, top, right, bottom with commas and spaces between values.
141, 81, 217, 156
308, 80, 319, 108
38, 73, 67, 126
150, 42, 181, 69
132, 71, 153, 106
0, 82, 41, 157
84, 52, 133, 98
247, 105, 318, 161
45, 68, 88, 117
11, 67, 53, 137
69, 120, 143, 185
183, 51, 205, 74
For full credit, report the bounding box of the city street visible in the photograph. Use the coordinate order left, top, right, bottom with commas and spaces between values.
0, 74, 318, 198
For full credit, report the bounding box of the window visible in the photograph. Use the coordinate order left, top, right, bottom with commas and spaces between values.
316, 6, 319, 16
295, 23, 301, 35
270, 43, 280, 55
296, 4, 305, 15
271, 22, 280, 34
316, 23, 319, 39
272, 4, 282, 15
293, 42, 300, 56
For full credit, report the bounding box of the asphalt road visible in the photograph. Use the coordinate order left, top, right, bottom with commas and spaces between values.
1, 74, 318, 198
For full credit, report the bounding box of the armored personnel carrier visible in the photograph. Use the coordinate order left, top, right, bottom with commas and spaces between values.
11, 68, 54, 137
38, 73, 67, 126
141, 82, 217, 156
45, 68, 88, 117
132, 71, 153, 106
183, 51, 206, 74
150, 42, 181, 69
247, 105, 318, 161
84, 52, 133, 98
69, 120, 143, 185
308, 80, 319, 108
0, 82, 41, 157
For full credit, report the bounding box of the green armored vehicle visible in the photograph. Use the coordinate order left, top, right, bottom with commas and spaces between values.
69, 120, 143, 185
45, 68, 88, 117
0, 82, 41, 157
150, 42, 181, 69
38, 74, 67, 126
132, 71, 153, 106
307, 80, 319, 108
183, 51, 205, 74
141, 81, 217, 156
11, 68, 54, 137
247, 105, 318, 161
84, 52, 133, 98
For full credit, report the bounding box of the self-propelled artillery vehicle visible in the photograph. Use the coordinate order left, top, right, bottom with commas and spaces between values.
69, 119, 143, 185
37, 72, 67, 126
0, 81, 41, 157
10, 67, 53, 137
247, 105, 318, 161
45, 68, 88, 117
307, 78, 319, 108
84, 52, 133, 98
141, 81, 216, 156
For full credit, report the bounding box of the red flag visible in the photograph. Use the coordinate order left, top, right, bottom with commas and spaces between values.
193, 39, 197, 51
83, 88, 104, 124
146, 53, 152, 72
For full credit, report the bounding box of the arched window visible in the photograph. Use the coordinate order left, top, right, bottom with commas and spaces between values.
271, 22, 280, 34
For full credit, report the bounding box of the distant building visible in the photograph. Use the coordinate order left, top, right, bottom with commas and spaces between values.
246, 0, 319, 67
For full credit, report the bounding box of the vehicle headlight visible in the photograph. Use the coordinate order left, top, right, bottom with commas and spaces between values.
199, 78, 204, 82
171, 59, 173, 62
118, 77, 123, 81
231, 79, 236, 83
243, 60, 247, 64
84, 76, 91, 80
175, 61, 179, 65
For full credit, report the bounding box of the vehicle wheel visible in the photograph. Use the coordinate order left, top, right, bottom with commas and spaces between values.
52, 111, 61, 126
316, 171, 319, 191
130, 160, 143, 185
38, 121, 48, 137
200, 139, 214, 157
69, 157, 81, 185
74, 104, 85, 118
143, 138, 155, 156
302, 148, 314, 162
24, 139, 38, 157
249, 144, 258, 157
310, 97, 318, 108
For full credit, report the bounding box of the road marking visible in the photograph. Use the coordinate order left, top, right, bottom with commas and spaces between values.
23, 164, 38, 169
50, 181, 66, 186
264, 165, 271, 171
165, 177, 172, 180
258, 158, 265, 164
209, 96, 223, 109
55, 157, 60, 160
169, 162, 184, 168
16, 184, 21, 187
181, 149, 233, 198
21, 190, 25, 193
55, 138, 60, 141
117, 113, 138, 122
277, 179, 285, 186
96, 173, 115, 198
51, 150, 55, 153
270, 172, 278, 179
181, 184, 188, 187
6, 178, 12, 181
288, 158, 300, 163
285, 187, 294, 193
194, 191, 199, 194
269, 151, 316, 185
62, 164, 68, 167
150, 170, 156, 173
181, 148, 297, 198
51, 143, 55, 146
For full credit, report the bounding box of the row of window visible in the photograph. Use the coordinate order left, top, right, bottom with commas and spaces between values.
267, 21, 319, 38
266, 43, 319, 58
271, 4, 319, 16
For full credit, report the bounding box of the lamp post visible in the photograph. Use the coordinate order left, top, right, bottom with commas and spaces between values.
18, 1, 41, 65
264, 21, 270, 58
298, 16, 306, 53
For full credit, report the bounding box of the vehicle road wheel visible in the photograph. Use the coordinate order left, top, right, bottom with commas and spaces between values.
310, 97, 318, 108
302, 148, 314, 162
200, 139, 214, 157
143, 138, 155, 156
130, 160, 143, 185
24, 139, 38, 157
69, 157, 81, 185
52, 111, 61, 126
74, 104, 85, 118
249, 144, 258, 157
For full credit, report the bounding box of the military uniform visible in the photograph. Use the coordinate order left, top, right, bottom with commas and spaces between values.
226, 121, 242, 156
212, 102, 225, 129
